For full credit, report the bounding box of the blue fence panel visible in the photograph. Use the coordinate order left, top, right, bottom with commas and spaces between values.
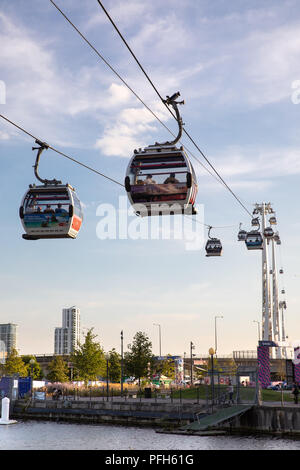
18, 377, 32, 398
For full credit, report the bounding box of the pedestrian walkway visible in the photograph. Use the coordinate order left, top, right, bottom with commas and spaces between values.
180, 404, 253, 432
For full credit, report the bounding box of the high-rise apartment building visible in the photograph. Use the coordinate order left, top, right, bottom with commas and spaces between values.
54, 306, 80, 355
0, 323, 17, 359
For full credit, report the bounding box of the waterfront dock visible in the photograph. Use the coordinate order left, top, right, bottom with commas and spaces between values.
11, 397, 300, 437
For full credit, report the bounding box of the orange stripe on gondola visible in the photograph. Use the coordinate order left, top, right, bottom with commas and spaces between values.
72, 215, 82, 232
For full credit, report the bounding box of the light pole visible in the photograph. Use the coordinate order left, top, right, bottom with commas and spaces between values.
105, 353, 109, 401
214, 315, 223, 355
29, 358, 35, 398
253, 320, 261, 342
190, 342, 195, 386
153, 323, 162, 357
120, 330, 124, 397
209, 347, 215, 411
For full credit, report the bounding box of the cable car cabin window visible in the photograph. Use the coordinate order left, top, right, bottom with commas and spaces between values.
72, 192, 83, 219
23, 191, 71, 230
128, 155, 189, 204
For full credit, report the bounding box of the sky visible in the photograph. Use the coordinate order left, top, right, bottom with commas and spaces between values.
0, 0, 299, 357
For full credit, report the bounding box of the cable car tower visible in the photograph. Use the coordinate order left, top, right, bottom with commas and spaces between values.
247, 203, 287, 358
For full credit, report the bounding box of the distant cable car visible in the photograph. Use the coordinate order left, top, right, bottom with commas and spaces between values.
269, 216, 277, 225
274, 232, 281, 245
125, 93, 198, 217
251, 217, 259, 227
263, 227, 274, 239
19, 140, 83, 240
281, 289, 285, 294
237, 223, 247, 241
205, 227, 222, 257
245, 230, 263, 250
279, 268, 284, 274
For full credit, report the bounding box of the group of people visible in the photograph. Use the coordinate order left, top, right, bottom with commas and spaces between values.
136, 173, 180, 185
26, 202, 68, 216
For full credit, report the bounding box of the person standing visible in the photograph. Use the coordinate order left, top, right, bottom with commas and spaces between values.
228, 381, 234, 405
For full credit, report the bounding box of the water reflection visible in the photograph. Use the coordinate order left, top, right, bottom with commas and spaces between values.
1, 421, 300, 450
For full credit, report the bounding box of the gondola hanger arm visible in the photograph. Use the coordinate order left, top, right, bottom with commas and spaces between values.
32, 139, 62, 186
156, 92, 184, 146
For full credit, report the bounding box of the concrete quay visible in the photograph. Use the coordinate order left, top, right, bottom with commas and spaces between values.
11, 398, 300, 437
12, 398, 205, 427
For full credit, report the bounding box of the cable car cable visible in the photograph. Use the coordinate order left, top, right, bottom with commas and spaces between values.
48, 1, 240, 195
1, 113, 240, 233
0, 114, 124, 188
94, 0, 253, 219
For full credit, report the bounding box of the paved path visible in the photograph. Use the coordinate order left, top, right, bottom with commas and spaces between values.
50, 395, 300, 407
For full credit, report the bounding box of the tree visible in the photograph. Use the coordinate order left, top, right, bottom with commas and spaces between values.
70, 328, 106, 384
124, 332, 153, 386
22, 355, 43, 380
4, 349, 28, 376
107, 348, 121, 383
47, 356, 69, 383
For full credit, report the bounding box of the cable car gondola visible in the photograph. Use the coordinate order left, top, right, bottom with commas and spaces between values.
245, 230, 263, 250
125, 93, 198, 217
274, 232, 281, 245
251, 217, 259, 227
269, 216, 277, 225
19, 141, 83, 240
263, 227, 274, 239
237, 223, 247, 241
205, 227, 222, 257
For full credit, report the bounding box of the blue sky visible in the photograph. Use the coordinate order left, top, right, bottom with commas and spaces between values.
0, 0, 299, 357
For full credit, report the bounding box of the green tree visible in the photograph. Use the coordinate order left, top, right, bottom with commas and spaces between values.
124, 331, 153, 386
4, 349, 28, 376
107, 348, 121, 383
70, 328, 106, 384
22, 355, 43, 380
47, 356, 69, 383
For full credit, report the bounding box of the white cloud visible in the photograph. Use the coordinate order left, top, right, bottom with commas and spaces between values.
95, 101, 171, 157
85, 0, 148, 30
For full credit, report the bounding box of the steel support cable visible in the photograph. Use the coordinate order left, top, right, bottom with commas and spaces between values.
0, 114, 124, 187
49, 0, 226, 188
95, 0, 253, 219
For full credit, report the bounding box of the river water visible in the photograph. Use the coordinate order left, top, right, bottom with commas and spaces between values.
1, 421, 300, 450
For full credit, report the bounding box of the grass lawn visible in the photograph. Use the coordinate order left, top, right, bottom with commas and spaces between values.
171, 385, 295, 403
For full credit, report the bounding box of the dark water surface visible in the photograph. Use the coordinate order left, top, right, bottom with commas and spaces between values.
1, 420, 300, 450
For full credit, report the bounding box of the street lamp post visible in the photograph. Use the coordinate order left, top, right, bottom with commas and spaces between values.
29, 358, 35, 398
253, 320, 261, 342
190, 342, 195, 386
214, 315, 223, 355
209, 347, 215, 412
120, 330, 124, 397
153, 324, 162, 357
105, 354, 109, 402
